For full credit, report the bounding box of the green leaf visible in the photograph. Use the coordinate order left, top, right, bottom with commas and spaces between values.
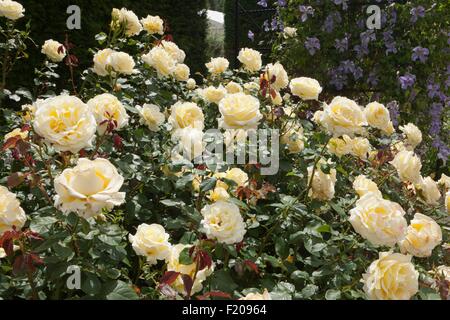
81, 272, 102, 296
325, 289, 341, 300
179, 247, 194, 265
200, 177, 217, 193
105, 281, 139, 300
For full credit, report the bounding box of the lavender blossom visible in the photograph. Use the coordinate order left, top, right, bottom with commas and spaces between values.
334, 36, 349, 53
411, 46, 429, 63
304, 37, 320, 56
248, 30, 255, 42
387, 101, 400, 127
398, 73, 416, 90
257, 0, 268, 8
299, 5, 314, 22
410, 6, 425, 24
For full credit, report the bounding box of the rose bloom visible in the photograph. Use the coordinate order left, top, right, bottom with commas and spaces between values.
54, 158, 125, 219
4, 128, 28, 142
446, 191, 450, 214
225, 168, 249, 187
208, 187, 230, 202
363, 252, 419, 300
41, 39, 66, 63
166, 244, 214, 295
0, 186, 26, 236
141, 15, 164, 35
111, 8, 142, 36
175, 127, 205, 161
307, 160, 337, 201
328, 137, 351, 157
168, 101, 204, 131
266, 62, 289, 90
186, 78, 196, 90
200, 85, 227, 104
390, 150, 422, 184
33, 95, 96, 153
353, 175, 382, 198
0, 0, 24, 20
415, 176, 441, 205
142, 46, 176, 77
399, 213, 442, 258
349, 193, 407, 247
223, 129, 248, 153
317, 96, 367, 137
238, 48, 262, 72
283, 27, 297, 38
225, 81, 243, 94
173, 64, 190, 81
364, 102, 395, 135
201, 201, 247, 244
240, 289, 271, 300
129, 224, 172, 264
289, 77, 322, 101
438, 174, 450, 190
343, 135, 372, 160
218, 93, 262, 129
87, 93, 129, 134
400, 123, 422, 149
281, 122, 305, 154
136, 104, 165, 132
160, 40, 186, 63
205, 57, 229, 75
93, 49, 115, 77
108, 51, 135, 75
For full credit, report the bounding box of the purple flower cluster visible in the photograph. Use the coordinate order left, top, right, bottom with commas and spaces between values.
304, 37, 320, 56
334, 35, 349, 53
387, 101, 400, 128
410, 6, 425, 24
322, 12, 342, 34
329, 60, 363, 90
299, 5, 314, 23
257, 0, 268, 8
411, 46, 429, 63
332, 0, 348, 10
383, 31, 397, 55
398, 73, 416, 90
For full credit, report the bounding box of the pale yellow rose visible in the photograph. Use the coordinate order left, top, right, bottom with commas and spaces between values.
219, 93, 262, 129
166, 244, 214, 295
111, 8, 142, 36
307, 160, 337, 201
289, 77, 322, 101
238, 48, 262, 72
201, 85, 227, 104
415, 176, 441, 205
364, 102, 394, 135
142, 46, 176, 77
108, 51, 135, 75
362, 252, 418, 300
160, 40, 186, 63
225, 168, 249, 187
208, 187, 230, 202
4, 128, 28, 142
399, 213, 442, 258
93, 48, 115, 77
317, 96, 367, 137
328, 137, 351, 157
266, 62, 289, 90
240, 289, 271, 300
353, 175, 382, 198
41, 39, 66, 63
137, 104, 165, 132
390, 150, 422, 183
87, 93, 129, 134
141, 15, 164, 35
271, 90, 283, 106
186, 78, 196, 90
226, 81, 243, 94
243, 81, 260, 94
0, 0, 24, 20
438, 174, 450, 190
349, 193, 407, 247
281, 122, 305, 154
174, 127, 205, 161
205, 57, 229, 75
54, 158, 125, 219
201, 201, 246, 244
168, 101, 204, 131
0, 186, 26, 236
33, 95, 97, 153
343, 135, 372, 160
283, 27, 297, 38
400, 123, 422, 149
446, 191, 450, 214
129, 224, 172, 264
223, 129, 248, 153
173, 64, 190, 81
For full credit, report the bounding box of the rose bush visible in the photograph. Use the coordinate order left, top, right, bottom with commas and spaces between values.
0, 4, 448, 300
